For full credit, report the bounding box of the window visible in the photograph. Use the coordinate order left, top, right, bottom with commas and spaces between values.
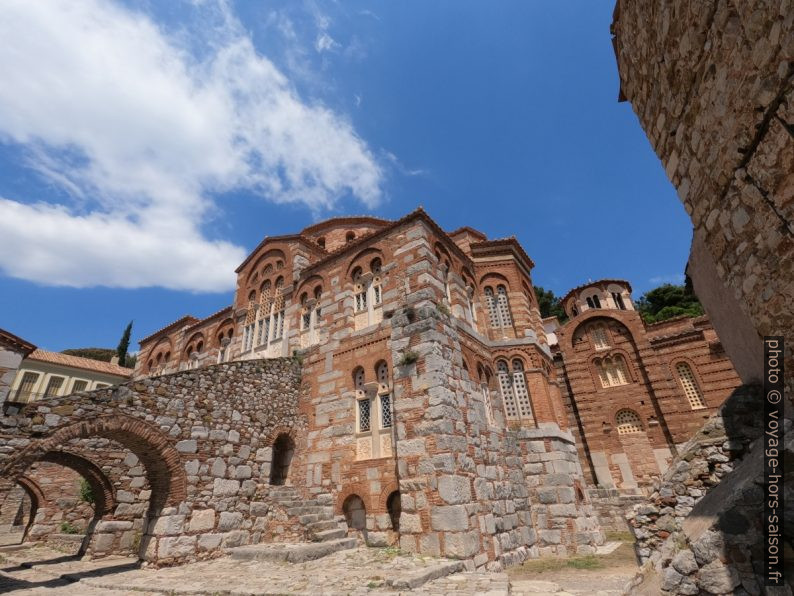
71, 379, 88, 393
496, 285, 512, 326
358, 398, 371, 432
511, 359, 533, 419
354, 364, 393, 459
597, 355, 630, 387
346, 231, 356, 243
676, 362, 706, 409
616, 409, 642, 435
586, 294, 602, 309
484, 287, 499, 328
612, 292, 626, 310
43, 376, 64, 398
95, 383, 110, 389
498, 359, 533, 421
317, 237, 326, 249
591, 325, 610, 350
14, 372, 39, 403
352, 261, 384, 329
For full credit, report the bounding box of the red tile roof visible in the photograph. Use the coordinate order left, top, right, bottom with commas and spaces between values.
27, 349, 132, 378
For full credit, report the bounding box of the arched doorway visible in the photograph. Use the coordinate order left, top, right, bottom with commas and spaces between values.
386, 491, 401, 532
269, 434, 294, 486
342, 494, 366, 531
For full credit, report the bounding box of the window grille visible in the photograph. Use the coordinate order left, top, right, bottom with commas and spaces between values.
676, 362, 706, 409
380, 394, 392, 428
497, 360, 518, 419
591, 325, 609, 350
358, 398, 371, 432
511, 359, 532, 418
71, 380, 88, 393
14, 372, 39, 402
43, 376, 64, 398
496, 285, 512, 326
484, 287, 500, 328
616, 409, 642, 434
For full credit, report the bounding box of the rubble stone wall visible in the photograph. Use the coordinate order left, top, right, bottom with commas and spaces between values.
612, 0, 794, 390
0, 358, 304, 565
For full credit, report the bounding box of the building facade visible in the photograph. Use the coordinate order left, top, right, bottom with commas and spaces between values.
8, 350, 132, 404
124, 208, 739, 564
0, 328, 36, 405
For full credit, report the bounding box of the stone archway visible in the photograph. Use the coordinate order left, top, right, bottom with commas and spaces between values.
386, 491, 401, 532
0, 415, 185, 514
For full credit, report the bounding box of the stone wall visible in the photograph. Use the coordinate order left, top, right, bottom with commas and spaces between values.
0, 358, 304, 565
612, 0, 794, 391
624, 384, 794, 594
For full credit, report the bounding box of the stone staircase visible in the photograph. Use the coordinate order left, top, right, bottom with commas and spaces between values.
268, 486, 347, 543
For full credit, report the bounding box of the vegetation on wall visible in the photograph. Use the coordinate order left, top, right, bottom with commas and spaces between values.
61, 348, 116, 362
636, 282, 704, 324
79, 478, 95, 505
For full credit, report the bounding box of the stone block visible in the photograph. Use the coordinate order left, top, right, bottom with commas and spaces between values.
438, 475, 472, 505
443, 530, 481, 558
151, 514, 185, 536
158, 535, 197, 559
218, 511, 243, 531
400, 513, 423, 533
175, 440, 197, 453
197, 533, 224, 551
213, 478, 240, 497
189, 509, 216, 532
430, 505, 469, 531
95, 520, 133, 533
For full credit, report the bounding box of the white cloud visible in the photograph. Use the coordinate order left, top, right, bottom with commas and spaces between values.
315, 32, 340, 53
0, 0, 383, 291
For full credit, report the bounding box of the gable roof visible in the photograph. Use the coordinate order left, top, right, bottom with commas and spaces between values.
138, 315, 200, 346
0, 328, 36, 356
27, 349, 132, 378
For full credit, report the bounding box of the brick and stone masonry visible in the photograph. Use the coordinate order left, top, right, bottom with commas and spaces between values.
0, 208, 742, 569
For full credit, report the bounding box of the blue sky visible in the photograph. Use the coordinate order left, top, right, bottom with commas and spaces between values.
0, 1, 690, 353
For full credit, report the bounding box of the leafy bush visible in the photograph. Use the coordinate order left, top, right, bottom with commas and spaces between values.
79, 479, 95, 505
636, 283, 704, 323
399, 350, 419, 366
59, 521, 80, 534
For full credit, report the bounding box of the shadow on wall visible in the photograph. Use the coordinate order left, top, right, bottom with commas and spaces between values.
626, 385, 794, 594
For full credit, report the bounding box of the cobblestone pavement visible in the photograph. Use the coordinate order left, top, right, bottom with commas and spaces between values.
0, 543, 636, 595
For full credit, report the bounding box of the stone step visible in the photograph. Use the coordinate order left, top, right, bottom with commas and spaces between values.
227, 537, 356, 563
307, 519, 339, 533
286, 505, 332, 516
310, 528, 346, 542
386, 560, 466, 590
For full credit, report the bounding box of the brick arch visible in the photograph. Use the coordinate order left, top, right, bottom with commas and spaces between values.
15, 475, 44, 539
335, 482, 370, 515
568, 311, 635, 349
0, 415, 185, 513
40, 451, 116, 517
376, 481, 400, 512
589, 348, 637, 385
263, 425, 300, 447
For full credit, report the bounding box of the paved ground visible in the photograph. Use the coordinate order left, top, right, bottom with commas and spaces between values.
0, 541, 638, 595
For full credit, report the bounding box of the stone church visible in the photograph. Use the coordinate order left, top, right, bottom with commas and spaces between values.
0, 207, 739, 568
120, 207, 738, 564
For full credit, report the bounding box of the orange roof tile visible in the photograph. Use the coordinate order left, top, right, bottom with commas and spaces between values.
27, 349, 132, 378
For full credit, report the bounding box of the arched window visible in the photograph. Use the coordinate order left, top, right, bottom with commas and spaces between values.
248, 290, 256, 302
597, 355, 630, 388
371, 259, 383, 307
262, 264, 273, 276
497, 359, 533, 421
346, 231, 356, 243
276, 261, 284, 270
591, 324, 610, 350
317, 237, 326, 249
676, 362, 706, 409
484, 287, 499, 328
511, 359, 533, 419
496, 285, 512, 326
612, 292, 626, 309
353, 268, 367, 312
196, 341, 203, 352
572, 305, 579, 316
587, 294, 601, 309
616, 409, 643, 434
586, 297, 594, 309
354, 363, 393, 459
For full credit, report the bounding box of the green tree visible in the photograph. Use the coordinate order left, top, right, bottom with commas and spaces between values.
116, 321, 133, 368
636, 283, 704, 324
534, 286, 568, 323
